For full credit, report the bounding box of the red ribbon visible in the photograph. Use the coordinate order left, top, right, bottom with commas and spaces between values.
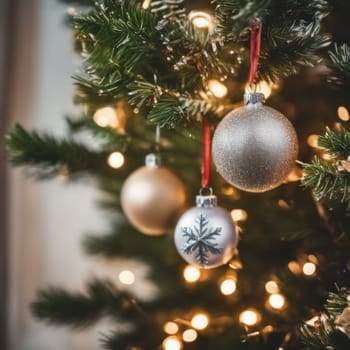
249, 20, 262, 85
202, 118, 211, 188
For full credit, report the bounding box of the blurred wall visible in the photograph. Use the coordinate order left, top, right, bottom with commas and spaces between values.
6, 1, 111, 349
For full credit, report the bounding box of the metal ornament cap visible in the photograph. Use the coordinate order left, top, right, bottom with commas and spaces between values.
244, 92, 265, 105
145, 153, 161, 168
196, 195, 218, 208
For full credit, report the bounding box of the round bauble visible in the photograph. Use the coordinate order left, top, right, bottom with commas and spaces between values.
212, 92, 298, 192
174, 192, 238, 269
121, 154, 187, 236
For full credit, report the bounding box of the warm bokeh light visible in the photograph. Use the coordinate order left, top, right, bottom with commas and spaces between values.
303, 262, 316, 276
208, 79, 228, 98
231, 209, 248, 222
191, 313, 209, 330
188, 11, 213, 29
245, 81, 274, 99
268, 293, 286, 309
183, 265, 201, 283
239, 309, 260, 326
162, 336, 182, 350
337, 106, 349, 121
308, 254, 319, 264
67, 7, 77, 15
164, 322, 179, 335
107, 152, 125, 169
286, 167, 303, 182
142, 0, 151, 9
265, 280, 279, 294
220, 278, 237, 295
307, 134, 319, 148
93, 106, 119, 128
118, 270, 135, 285
288, 261, 302, 274
182, 329, 198, 343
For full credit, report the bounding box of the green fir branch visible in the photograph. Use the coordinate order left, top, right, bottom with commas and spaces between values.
31, 279, 138, 327
328, 43, 350, 86
302, 158, 350, 210
317, 127, 350, 159
5, 124, 112, 178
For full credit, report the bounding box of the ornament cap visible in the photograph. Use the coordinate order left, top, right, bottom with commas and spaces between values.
196, 194, 218, 208
244, 92, 265, 105
145, 153, 161, 168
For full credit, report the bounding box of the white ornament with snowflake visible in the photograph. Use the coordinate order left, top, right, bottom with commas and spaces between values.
174, 191, 238, 269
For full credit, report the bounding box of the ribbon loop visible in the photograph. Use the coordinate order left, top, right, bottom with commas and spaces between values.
249, 20, 262, 85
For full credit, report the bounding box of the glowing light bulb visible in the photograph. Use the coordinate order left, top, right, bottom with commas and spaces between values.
288, 261, 301, 274
265, 281, 279, 294
162, 336, 182, 350
231, 209, 248, 222
337, 106, 349, 121
164, 322, 179, 335
239, 309, 260, 326
303, 262, 316, 276
220, 278, 237, 295
93, 106, 119, 128
107, 152, 125, 169
188, 11, 213, 29
269, 293, 285, 309
118, 270, 135, 285
142, 0, 151, 9
307, 134, 319, 148
208, 80, 228, 98
183, 265, 201, 283
182, 329, 198, 343
191, 313, 209, 330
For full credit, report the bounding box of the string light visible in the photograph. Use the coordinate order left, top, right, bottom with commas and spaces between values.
208, 80, 228, 98
307, 134, 319, 148
118, 270, 135, 285
268, 293, 286, 310
337, 106, 349, 121
142, 0, 151, 9
188, 11, 213, 29
191, 313, 209, 330
183, 265, 201, 283
67, 7, 77, 15
265, 280, 279, 294
239, 309, 260, 326
302, 262, 316, 276
288, 261, 301, 274
182, 329, 198, 343
162, 336, 182, 350
107, 152, 125, 169
93, 106, 119, 128
164, 322, 179, 335
231, 209, 248, 222
220, 278, 237, 295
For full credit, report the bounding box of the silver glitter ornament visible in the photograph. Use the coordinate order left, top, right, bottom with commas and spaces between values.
121, 154, 187, 236
212, 92, 298, 192
174, 190, 238, 269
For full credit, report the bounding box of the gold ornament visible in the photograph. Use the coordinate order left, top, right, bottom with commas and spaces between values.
121, 154, 187, 235
335, 306, 350, 339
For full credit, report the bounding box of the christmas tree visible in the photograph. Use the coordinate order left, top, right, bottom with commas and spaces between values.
5, 0, 350, 349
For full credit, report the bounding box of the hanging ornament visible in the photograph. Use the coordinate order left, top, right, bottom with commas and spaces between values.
121, 153, 187, 236
174, 189, 238, 269
212, 20, 298, 192
174, 119, 238, 269
212, 92, 298, 192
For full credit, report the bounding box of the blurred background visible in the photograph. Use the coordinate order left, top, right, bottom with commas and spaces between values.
1, 1, 112, 349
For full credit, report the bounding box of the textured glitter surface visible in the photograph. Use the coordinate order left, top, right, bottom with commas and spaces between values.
212, 103, 299, 192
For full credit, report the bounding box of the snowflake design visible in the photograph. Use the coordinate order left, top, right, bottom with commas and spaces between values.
182, 213, 222, 266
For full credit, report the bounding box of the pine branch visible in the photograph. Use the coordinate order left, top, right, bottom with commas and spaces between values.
5, 124, 112, 178
317, 127, 350, 159
328, 43, 350, 87
302, 158, 350, 210
66, 116, 128, 151
31, 279, 139, 328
